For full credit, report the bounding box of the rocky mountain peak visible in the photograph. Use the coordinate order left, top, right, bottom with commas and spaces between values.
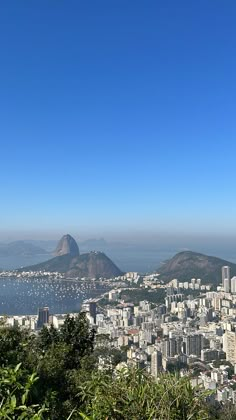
54, 234, 79, 257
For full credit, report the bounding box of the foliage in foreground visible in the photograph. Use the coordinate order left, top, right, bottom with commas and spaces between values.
78, 368, 211, 420
0, 314, 234, 419
0, 363, 211, 420
0, 313, 96, 419
0, 363, 47, 419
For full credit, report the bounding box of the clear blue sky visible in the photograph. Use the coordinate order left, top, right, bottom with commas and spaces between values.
1, 0, 236, 239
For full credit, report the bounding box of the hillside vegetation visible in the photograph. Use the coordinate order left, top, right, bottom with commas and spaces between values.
0, 315, 234, 419
158, 251, 236, 285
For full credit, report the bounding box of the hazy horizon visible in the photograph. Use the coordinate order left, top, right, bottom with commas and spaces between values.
1, 230, 236, 260
1, 231, 236, 274
2, 230, 236, 245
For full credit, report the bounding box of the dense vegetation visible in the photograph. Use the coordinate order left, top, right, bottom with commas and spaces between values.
120, 287, 166, 305
0, 314, 234, 419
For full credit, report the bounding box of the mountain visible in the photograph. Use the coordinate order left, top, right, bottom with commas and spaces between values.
0, 241, 48, 257
19, 234, 122, 279
54, 234, 79, 257
157, 251, 236, 285
20, 251, 122, 279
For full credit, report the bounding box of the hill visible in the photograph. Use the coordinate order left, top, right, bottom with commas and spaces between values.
19, 251, 123, 279
0, 241, 48, 257
157, 250, 236, 285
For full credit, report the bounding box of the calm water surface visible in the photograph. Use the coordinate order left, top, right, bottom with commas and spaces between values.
0, 277, 108, 316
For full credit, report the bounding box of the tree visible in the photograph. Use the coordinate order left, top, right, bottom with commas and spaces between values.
0, 363, 47, 419
33, 313, 95, 419
0, 325, 31, 367
37, 324, 60, 352
60, 313, 95, 369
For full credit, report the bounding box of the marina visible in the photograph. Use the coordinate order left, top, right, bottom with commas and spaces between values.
0, 276, 109, 316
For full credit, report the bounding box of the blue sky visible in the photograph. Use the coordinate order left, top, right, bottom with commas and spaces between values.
1, 0, 236, 239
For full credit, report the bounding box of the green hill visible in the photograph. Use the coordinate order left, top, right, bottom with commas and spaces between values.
157, 250, 236, 285
19, 251, 123, 279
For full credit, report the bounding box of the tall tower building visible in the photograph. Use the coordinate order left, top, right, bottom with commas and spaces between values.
223, 330, 236, 363
169, 338, 177, 357
161, 339, 170, 358
222, 266, 231, 292
231, 277, 236, 294
182, 334, 203, 357
37, 307, 49, 329
224, 278, 230, 293
81, 300, 97, 323
151, 350, 162, 377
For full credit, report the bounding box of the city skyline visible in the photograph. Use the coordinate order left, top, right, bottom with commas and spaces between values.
1, 1, 236, 237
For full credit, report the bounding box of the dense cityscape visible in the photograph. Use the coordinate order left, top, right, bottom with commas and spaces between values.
2, 265, 236, 408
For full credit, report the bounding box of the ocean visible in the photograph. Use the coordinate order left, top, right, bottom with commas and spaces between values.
1, 244, 236, 316
0, 251, 174, 316
0, 277, 108, 316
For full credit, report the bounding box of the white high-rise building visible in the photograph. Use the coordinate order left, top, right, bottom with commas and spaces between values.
151, 350, 162, 377
231, 277, 236, 294
223, 330, 236, 364
222, 266, 231, 292
224, 278, 230, 293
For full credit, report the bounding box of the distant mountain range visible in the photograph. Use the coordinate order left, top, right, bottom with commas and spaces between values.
19, 234, 123, 279
0, 241, 49, 257
2, 236, 236, 284
157, 251, 236, 285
